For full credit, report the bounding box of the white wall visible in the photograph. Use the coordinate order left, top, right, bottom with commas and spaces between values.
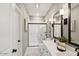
62, 4, 69, 40
16, 4, 29, 55
0, 3, 21, 56
0, 3, 11, 55
29, 16, 45, 23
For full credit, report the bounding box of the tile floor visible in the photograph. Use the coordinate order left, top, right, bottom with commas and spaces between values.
24, 43, 51, 56
24, 47, 41, 56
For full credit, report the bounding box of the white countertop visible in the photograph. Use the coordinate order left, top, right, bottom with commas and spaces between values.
43, 40, 77, 56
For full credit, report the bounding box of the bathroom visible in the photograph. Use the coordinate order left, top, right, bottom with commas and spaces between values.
0, 3, 79, 56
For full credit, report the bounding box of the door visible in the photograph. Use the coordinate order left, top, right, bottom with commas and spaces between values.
28, 23, 46, 47
0, 4, 11, 56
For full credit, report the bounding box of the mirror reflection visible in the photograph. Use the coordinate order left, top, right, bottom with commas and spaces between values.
71, 4, 79, 45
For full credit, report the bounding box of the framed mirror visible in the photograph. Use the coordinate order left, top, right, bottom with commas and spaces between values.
53, 11, 61, 39
69, 3, 79, 46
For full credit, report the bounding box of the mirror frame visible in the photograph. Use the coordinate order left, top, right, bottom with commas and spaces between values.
68, 3, 79, 47
53, 11, 62, 39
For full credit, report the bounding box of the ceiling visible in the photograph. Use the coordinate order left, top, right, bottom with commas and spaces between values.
24, 3, 53, 17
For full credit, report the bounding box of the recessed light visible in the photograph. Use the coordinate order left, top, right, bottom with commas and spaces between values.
35, 4, 39, 8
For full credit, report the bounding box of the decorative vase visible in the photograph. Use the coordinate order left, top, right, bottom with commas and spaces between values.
56, 40, 66, 52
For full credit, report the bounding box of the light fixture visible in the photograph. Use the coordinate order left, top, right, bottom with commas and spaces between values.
49, 18, 51, 22
60, 8, 64, 15
35, 4, 39, 8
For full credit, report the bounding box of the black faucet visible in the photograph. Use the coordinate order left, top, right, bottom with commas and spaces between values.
75, 48, 79, 56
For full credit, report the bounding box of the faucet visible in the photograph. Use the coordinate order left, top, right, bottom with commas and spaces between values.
75, 48, 79, 56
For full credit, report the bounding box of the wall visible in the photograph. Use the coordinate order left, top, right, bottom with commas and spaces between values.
45, 4, 63, 39
0, 3, 26, 56
16, 4, 29, 55
0, 3, 12, 55
62, 4, 69, 40
0, 3, 29, 56
71, 4, 79, 44
29, 16, 45, 23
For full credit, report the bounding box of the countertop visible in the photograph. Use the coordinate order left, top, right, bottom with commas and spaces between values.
43, 40, 77, 56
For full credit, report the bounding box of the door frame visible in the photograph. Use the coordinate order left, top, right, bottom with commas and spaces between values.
53, 11, 62, 39
68, 3, 79, 47
27, 23, 47, 47
13, 4, 23, 56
